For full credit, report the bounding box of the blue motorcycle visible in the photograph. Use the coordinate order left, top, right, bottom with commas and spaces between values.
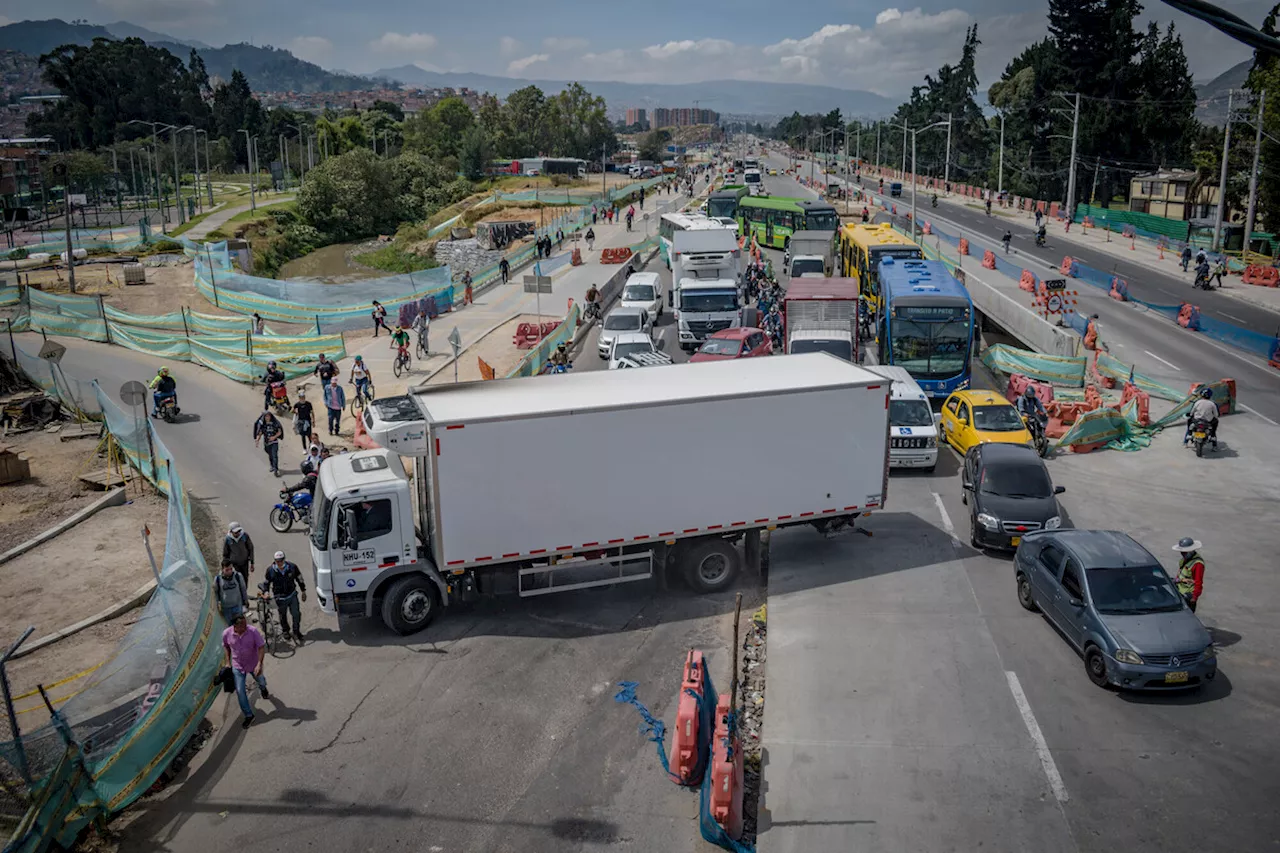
270, 490, 312, 533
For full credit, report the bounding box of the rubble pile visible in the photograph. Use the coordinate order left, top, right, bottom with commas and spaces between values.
739, 601, 768, 844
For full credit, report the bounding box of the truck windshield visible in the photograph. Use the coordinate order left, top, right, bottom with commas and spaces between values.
789, 339, 852, 361
790, 258, 824, 277
309, 476, 331, 552
681, 290, 739, 312
889, 399, 934, 427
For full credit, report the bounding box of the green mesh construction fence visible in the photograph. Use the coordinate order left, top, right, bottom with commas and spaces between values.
981, 345, 1088, 386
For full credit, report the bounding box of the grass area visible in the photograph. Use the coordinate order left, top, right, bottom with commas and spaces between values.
354, 243, 440, 274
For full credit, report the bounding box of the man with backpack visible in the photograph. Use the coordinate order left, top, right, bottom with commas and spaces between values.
222, 522, 255, 584
216, 560, 250, 624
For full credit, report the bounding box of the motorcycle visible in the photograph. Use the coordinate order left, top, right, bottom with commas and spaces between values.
154, 393, 180, 424
931, 194, 938, 209
546, 361, 573, 375
270, 489, 312, 532
1188, 417, 1217, 458
1034, 232, 1046, 248
584, 301, 602, 322
269, 381, 291, 417
1193, 270, 1214, 291
1023, 414, 1050, 458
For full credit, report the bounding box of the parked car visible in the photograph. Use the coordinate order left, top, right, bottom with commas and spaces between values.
619, 272, 664, 318
615, 351, 675, 369
608, 332, 658, 369
688, 327, 772, 363
962, 443, 1064, 550
597, 306, 653, 358
939, 390, 1033, 455
1014, 530, 1217, 691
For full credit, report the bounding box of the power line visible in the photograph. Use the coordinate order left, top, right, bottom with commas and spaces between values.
1155, 0, 1280, 55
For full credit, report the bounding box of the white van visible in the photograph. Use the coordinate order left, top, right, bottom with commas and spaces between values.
867, 365, 939, 471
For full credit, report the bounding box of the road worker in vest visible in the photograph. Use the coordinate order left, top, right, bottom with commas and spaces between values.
1172, 537, 1206, 613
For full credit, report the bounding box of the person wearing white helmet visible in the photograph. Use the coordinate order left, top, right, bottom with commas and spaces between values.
261, 550, 307, 643
221, 522, 254, 583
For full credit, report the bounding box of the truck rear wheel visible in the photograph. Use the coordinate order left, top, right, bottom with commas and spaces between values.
682, 538, 740, 594
380, 575, 439, 635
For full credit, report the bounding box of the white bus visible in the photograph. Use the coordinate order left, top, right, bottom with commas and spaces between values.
659, 212, 722, 269
743, 168, 764, 196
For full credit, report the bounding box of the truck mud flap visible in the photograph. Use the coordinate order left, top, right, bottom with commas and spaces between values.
518, 551, 654, 598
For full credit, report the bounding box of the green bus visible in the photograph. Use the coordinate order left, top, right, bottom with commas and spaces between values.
707, 186, 749, 219
737, 196, 840, 250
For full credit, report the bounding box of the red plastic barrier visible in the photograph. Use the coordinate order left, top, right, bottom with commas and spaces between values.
959, 238, 970, 256
1060, 256, 1074, 275
1109, 277, 1129, 302
571, 248, 583, 266
1018, 270, 1036, 292
1242, 265, 1280, 286
1178, 303, 1197, 329
708, 693, 744, 840
670, 650, 705, 786
1006, 373, 1054, 406
1083, 317, 1098, 351
922, 221, 932, 235
982, 250, 996, 270
1118, 383, 1151, 426
600, 247, 632, 264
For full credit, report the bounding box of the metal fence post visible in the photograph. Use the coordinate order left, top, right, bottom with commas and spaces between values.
1, 627, 37, 784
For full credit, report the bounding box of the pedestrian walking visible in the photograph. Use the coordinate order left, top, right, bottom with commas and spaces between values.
323, 377, 345, 436
371, 300, 390, 337
252, 313, 265, 335
216, 560, 250, 624
1180, 245, 1192, 272
263, 551, 308, 643
1002, 230, 1012, 253
1212, 256, 1226, 287
222, 613, 269, 729
1173, 537, 1207, 612
585, 227, 595, 251
313, 352, 338, 386
592, 208, 598, 225
1035, 209, 1043, 228
462, 269, 474, 304
222, 522, 255, 582
499, 256, 510, 284
291, 390, 313, 452
253, 410, 283, 476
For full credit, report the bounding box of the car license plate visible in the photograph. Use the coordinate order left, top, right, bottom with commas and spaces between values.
1010, 536, 1021, 546
1165, 671, 1189, 684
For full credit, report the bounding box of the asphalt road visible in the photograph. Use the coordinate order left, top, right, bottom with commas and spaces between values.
10, 331, 751, 853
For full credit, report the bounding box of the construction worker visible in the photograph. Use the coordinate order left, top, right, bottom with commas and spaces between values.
1172, 537, 1206, 612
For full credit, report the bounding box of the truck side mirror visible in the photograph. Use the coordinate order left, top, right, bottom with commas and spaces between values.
343, 506, 359, 550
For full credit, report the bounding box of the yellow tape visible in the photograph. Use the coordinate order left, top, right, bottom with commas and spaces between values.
11, 660, 104, 701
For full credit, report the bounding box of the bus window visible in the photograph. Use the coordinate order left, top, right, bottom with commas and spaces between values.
806, 210, 839, 232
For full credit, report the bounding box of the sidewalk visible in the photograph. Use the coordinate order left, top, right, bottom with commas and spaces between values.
184, 192, 296, 241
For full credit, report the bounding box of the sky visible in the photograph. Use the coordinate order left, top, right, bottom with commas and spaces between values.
0, 0, 1264, 97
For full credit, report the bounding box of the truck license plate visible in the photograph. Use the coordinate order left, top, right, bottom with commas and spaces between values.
1165, 671, 1188, 683
342, 549, 376, 567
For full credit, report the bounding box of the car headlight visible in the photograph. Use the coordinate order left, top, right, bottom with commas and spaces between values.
926, 436, 937, 448
976, 512, 1000, 531
1114, 649, 1144, 665
1045, 516, 1062, 530
1201, 644, 1216, 660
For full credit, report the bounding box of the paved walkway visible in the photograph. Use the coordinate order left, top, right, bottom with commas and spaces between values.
184, 192, 296, 241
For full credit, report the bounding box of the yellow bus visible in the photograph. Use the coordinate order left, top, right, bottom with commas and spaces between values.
838, 222, 924, 310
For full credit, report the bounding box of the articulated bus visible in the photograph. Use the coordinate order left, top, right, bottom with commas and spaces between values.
737, 197, 840, 250
658, 212, 726, 269
839, 222, 924, 312
877, 258, 973, 398
707, 186, 749, 220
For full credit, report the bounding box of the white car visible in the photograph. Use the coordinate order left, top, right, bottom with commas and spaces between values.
619, 272, 664, 318
597, 305, 653, 358
711, 216, 740, 235
608, 332, 658, 369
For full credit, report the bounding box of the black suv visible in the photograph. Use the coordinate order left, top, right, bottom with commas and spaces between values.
962, 443, 1066, 551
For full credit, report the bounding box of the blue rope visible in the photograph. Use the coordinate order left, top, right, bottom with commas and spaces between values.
613, 681, 672, 775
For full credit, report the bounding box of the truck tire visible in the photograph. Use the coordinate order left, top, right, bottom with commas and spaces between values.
682, 538, 740, 594
380, 575, 439, 635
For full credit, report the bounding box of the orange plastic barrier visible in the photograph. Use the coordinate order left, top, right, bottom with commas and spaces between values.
959, 238, 970, 256
1084, 385, 1103, 410
600, 247, 633, 264
708, 693, 744, 840
1242, 265, 1280, 286
1090, 351, 1116, 389
1060, 256, 1074, 275
571, 248, 583, 266
1006, 373, 1054, 405
1118, 383, 1151, 426
922, 221, 932, 235
1018, 269, 1036, 292
1083, 317, 1098, 350
982, 250, 996, 270
1177, 303, 1197, 329
477, 357, 496, 381
670, 650, 705, 786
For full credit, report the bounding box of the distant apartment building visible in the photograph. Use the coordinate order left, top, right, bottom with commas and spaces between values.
1128, 170, 1238, 222
648, 107, 719, 129
625, 108, 648, 129
0, 137, 50, 213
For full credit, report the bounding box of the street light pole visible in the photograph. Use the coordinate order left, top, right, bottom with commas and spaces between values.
997, 112, 1005, 195
943, 112, 952, 191
1245, 90, 1266, 258
1213, 89, 1235, 252
239, 129, 256, 210
196, 129, 214, 207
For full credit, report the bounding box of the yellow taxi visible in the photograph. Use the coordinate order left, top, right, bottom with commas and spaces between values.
938, 390, 1033, 455
768, 168, 778, 176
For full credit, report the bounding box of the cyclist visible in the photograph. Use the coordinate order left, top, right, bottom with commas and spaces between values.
147, 366, 177, 419
261, 360, 285, 411
390, 324, 411, 362
413, 308, 430, 355
349, 354, 372, 403
261, 551, 307, 644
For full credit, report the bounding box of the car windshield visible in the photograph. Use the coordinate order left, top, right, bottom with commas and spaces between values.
1087, 565, 1185, 615
698, 337, 743, 355
980, 462, 1052, 498
889, 399, 934, 427
613, 341, 654, 360
680, 290, 739, 312
790, 339, 852, 361
604, 313, 642, 331
623, 284, 655, 302
790, 259, 824, 276
973, 404, 1025, 432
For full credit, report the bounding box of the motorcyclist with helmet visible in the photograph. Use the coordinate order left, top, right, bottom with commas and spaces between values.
261, 360, 285, 410
1016, 386, 1048, 430
148, 366, 177, 418
1185, 387, 1219, 446
549, 342, 571, 370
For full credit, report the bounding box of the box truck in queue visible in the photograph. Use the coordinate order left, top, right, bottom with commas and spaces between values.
784, 277, 861, 362
312, 355, 890, 634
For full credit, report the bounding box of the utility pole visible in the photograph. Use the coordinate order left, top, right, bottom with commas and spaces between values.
1214, 89, 1234, 252
944, 112, 953, 190
901, 122, 907, 178
911, 130, 918, 241
997, 112, 1005, 195
876, 122, 881, 174
190, 128, 202, 213
240, 129, 256, 210
170, 130, 184, 225
1089, 156, 1102, 206
1065, 92, 1081, 224
1245, 89, 1266, 257
58, 164, 75, 293
253, 138, 261, 200
844, 129, 850, 214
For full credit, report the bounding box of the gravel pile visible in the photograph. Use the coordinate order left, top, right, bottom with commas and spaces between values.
738, 599, 768, 844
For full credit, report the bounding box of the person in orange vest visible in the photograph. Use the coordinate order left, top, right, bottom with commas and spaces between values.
1172, 537, 1206, 612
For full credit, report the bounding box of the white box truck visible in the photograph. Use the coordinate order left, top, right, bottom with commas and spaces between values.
313, 355, 890, 634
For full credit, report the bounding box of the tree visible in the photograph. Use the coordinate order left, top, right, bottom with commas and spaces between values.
369, 99, 405, 122
458, 126, 492, 181
211, 69, 265, 167
403, 96, 474, 159
638, 128, 673, 163
296, 148, 399, 240
546, 82, 615, 160
503, 85, 550, 156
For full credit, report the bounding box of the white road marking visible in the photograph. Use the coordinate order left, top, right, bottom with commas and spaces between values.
931, 491, 955, 538
1004, 670, 1070, 803
1240, 403, 1280, 427
1220, 311, 1248, 323
1143, 350, 1181, 371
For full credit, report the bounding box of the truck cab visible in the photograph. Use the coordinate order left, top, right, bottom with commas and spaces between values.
788, 255, 827, 279
675, 278, 742, 351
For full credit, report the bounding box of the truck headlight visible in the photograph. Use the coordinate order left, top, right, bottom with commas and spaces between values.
976, 513, 1000, 531
1045, 516, 1062, 530
1114, 649, 1143, 665
926, 436, 937, 448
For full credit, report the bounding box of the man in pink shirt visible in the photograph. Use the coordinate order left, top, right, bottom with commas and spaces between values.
222, 613, 269, 728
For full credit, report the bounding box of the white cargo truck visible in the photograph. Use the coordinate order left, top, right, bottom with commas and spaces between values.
313, 355, 890, 634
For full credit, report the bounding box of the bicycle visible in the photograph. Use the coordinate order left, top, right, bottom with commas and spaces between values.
349, 381, 375, 419
256, 592, 281, 655
392, 346, 411, 378
416, 328, 429, 360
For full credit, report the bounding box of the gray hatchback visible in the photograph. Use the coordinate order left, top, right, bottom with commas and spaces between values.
1014, 530, 1217, 691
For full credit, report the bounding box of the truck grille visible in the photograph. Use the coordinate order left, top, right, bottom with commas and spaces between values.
891, 437, 929, 449
1001, 520, 1043, 534
686, 320, 733, 335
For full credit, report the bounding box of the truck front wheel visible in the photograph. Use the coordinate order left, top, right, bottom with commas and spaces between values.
682, 538, 740, 594
380, 575, 440, 635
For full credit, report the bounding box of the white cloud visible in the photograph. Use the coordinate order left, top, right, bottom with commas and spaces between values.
643, 39, 735, 60
542, 36, 588, 52
499, 36, 522, 58
370, 32, 438, 52
507, 53, 549, 74
288, 36, 333, 64
876, 8, 903, 25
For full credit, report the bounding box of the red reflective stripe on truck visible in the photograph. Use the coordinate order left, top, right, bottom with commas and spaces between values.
731, 521, 747, 527
866, 384, 882, 390
755, 518, 769, 524
556, 545, 573, 551
777, 515, 792, 520
823, 508, 838, 514
530, 549, 547, 554
799, 512, 814, 517
683, 528, 698, 533
446, 560, 465, 566
707, 525, 723, 530
475, 556, 493, 562
435, 438, 440, 455
446, 424, 465, 430
583, 542, 599, 547
503, 553, 520, 558
350, 566, 367, 572
844, 505, 859, 511
660, 531, 675, 537
608, 538, 625, 544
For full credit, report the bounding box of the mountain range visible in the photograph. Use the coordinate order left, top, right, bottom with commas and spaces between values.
1195, 59, 1251, 127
